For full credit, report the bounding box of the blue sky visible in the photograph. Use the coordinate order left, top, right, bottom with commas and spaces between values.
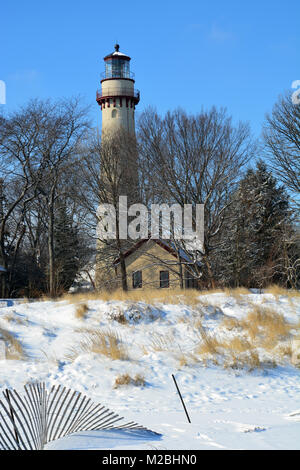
1, 0, 299, 138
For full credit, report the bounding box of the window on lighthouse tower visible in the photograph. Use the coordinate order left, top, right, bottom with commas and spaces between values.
105, 58, 130, 79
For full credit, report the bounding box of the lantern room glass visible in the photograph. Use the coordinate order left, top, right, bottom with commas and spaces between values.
105, 59, 130, 79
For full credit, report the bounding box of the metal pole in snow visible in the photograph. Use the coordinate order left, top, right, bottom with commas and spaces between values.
172, 374, 191, 424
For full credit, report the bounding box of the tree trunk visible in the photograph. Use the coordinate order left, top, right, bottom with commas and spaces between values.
178, 254, 184, 289
119, 253, 128, 292
48, 190, 56, 297
203, 253, 216, 289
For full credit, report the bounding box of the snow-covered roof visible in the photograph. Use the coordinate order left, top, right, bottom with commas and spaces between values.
110, 51, 129, 57
103, 44, 131, 61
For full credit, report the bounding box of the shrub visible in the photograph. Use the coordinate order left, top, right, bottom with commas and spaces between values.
114, 373, 145, 388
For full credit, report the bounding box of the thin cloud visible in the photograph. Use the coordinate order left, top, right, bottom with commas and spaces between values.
208, 24, 235, 43
9, 69, 39, 82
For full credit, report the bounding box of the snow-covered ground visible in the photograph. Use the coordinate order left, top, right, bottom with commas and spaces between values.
0, 291, 299, 450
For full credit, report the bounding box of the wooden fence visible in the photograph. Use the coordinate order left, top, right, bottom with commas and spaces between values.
0, 383, 158, 450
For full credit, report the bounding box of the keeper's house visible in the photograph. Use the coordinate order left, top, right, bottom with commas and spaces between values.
113, 239, 200, 290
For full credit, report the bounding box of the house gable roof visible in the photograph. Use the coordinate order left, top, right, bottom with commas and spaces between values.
113, 239, 201, 266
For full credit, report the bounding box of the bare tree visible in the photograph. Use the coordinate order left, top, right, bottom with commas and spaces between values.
263, 92, 300, 208
33, 98, 90, 297
0, 98, 90, 297
138, 107, 255, 288
0, 104, 46, 296
76, 129, 140, 291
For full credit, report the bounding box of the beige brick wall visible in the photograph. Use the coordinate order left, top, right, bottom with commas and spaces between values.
101, 79, 136, 136
115, 240, 182, 290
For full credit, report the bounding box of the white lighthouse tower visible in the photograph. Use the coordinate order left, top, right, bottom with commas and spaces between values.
96, 44, 140, 137
95, 45, 140, 290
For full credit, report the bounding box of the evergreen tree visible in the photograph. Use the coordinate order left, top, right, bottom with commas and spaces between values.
53, 205, 80, 294
218, 161, 298, 288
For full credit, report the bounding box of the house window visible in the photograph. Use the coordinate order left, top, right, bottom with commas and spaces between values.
185, 269, 197, 289
132, 270, 142, 288
112, 109, 117, 118
160, 271, 169, 288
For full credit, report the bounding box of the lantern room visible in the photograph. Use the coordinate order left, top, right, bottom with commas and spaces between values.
102, 44, 133, 81
97, 44, 140, 136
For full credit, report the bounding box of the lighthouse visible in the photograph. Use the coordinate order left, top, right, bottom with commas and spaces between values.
95, 45, 140, 291
96, 44, 140, 137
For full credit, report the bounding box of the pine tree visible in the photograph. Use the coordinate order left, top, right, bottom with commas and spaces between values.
218, 161, 297, 288
53, 205, 80, 294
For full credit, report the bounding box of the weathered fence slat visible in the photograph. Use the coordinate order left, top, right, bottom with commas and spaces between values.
0, 382, 159, 450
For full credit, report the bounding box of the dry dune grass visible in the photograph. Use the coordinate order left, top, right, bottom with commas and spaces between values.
141, 307, 287, 371
38, 285, 299, 304
223, 349, 263, 371
61, 287, 251, 307
61, 288, 202, 306
146, 331, 197, 369
18, 298, 30, 304
221, 305, 294, 345
40, 349, 60, 365
113, 373, 145, 388
226, 287, 250, 301
230, 287, 250, 295
241, 306, 293, 348
224, 337, 254, 353
221, 337, 268, 370
275, 341, 294, 359
198, 288, 226, 296
221, 316, 241, 331
37, 285, 300, 371
61, 286, 257, 307
194, 328, 267, 371
40, 294, 53, 302
149, 332, 178, 352
74, 303, 89, 320
194, 323, 221, 356
177, 352, 197, 367
66, 327, 128, 361
3, 312, 29, 326
264, 285, 300, 298
192, 303, 297, 370
0, 327, 26, 360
